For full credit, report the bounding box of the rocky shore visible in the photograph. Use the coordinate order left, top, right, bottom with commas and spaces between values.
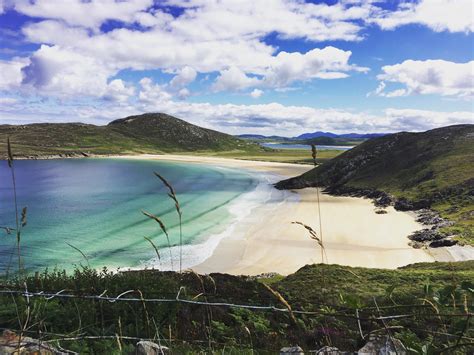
275, 184, 459, 250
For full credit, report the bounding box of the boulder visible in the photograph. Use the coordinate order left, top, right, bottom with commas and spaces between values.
280, 345, 304, 354
358, 334, 406, 354
0, 329, 67, 354
135, 340, 169, 355
310, 346, 342, 354
429, 239, 458, 247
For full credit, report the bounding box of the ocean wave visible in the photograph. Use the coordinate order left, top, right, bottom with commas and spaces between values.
138, 170, 295, 271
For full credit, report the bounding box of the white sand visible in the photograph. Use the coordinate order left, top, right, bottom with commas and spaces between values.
113, 154, 467, 275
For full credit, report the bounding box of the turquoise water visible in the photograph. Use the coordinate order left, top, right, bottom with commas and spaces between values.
0, 158, 259, 273
261, 143, 353, 150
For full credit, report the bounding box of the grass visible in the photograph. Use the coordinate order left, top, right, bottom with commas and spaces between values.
191, 148, 343, 164
0, 262, 472, 353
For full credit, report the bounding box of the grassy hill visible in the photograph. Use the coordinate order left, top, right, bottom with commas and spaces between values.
276, 125, 474, 245
0, 113, 259, 158
1, 261, 472, 353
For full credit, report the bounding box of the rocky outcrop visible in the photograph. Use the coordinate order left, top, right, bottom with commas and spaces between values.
135, 340, 169, 355
357, 334, 406, 354
407, 210, 457, 248
280, 345, 304, 354
0, 330, 68, 354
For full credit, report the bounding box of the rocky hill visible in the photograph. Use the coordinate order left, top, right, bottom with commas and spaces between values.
276, 124, 474, 245
0, 113, 258, 158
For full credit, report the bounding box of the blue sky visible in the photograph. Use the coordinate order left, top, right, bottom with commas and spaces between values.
0, 0, 473, 135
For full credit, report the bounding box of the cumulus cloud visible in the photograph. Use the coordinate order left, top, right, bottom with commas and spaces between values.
21, 45, 115, 98
18, 1, 369, 89
211, 47, 367, 92
373, 0, 474, 33
22, 20, 89, 46
212, 67, 261, 92
373, 59, 474, 98
103, 79, 135, 103
14, 0, 153, 29
250, 89, 264, 99
138, 77, 172, 104
0, 57, 28, 90
383, 108, 474, 131
169, 66, 197, 90
264, 46, 368, 87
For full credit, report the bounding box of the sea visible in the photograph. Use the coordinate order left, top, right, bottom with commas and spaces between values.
0, 158, 273, 273
260, 143, 353, 150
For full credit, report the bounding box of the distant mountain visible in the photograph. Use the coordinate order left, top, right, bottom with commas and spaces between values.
238, 131, 388, 141
296, 131, 339, 139
0, 113, 258, 158
276, 124, 474, 245
237, 134, 292, 141
339, 133, 387, 139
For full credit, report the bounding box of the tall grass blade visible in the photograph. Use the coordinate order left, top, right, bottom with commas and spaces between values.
144, 236, 161, 267
7, 137, 13, 168
311, 144, 317, 166
142, 210, 174, 270
263, 283, 297, 324
7, 138, 22, 276
154, 172, 183, 273
65, 242, 90, 268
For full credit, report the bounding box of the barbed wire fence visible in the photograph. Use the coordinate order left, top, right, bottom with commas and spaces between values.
0, 282, 472, 353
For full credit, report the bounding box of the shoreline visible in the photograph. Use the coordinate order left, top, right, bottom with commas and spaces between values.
112, 154, 473, 276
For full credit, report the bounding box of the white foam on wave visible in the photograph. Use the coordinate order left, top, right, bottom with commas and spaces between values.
137, 169, 295, 272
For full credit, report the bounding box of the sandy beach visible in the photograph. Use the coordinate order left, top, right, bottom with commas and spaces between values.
115, 154, 470, 275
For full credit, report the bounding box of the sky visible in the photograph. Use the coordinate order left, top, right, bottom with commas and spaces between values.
0, 0, 473, 136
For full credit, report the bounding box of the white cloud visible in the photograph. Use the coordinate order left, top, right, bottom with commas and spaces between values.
164, 0, 370, 42
373, 0, 474, 33
264, 46, 367, 87
177, 88, 191, 100
126, 89, 473, 134
212, 67, 261, 92
138, 77, 172, 104
169, 66, 197, 90
22, 20, 89, 46
21, 45, 115, 98
0, 58, 28, 90
3, 91, 473, 135
103, 79, 135, 103
0, 97, 18, 105
14, 0, 153, 29
367, 81, 408, 98
211, 46, 367, 92
18, 1, 369, 80
250, 89, 263, 99
383, 108, 474, 131
374, 59, 474, 98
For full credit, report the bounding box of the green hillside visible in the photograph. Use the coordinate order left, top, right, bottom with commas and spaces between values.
0, 113, 259, 158
276, 125, 474, 245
